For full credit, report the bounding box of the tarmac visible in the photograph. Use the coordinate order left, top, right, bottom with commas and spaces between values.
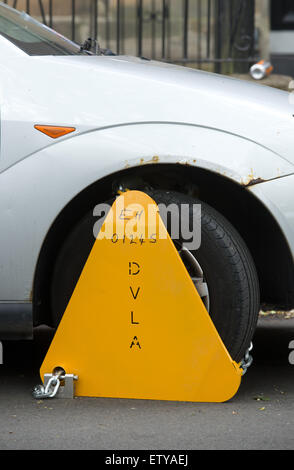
0, 315, 293, 450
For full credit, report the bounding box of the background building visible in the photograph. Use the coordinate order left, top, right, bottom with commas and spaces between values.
270, 1, 294, 76
4, 0, 294, 77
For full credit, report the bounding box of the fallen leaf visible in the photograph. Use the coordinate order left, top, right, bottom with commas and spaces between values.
254, 396, 270, 401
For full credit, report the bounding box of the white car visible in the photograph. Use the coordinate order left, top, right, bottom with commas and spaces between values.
0, 2, 293, 364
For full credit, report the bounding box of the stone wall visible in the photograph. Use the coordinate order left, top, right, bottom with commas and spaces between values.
255, 0, 270, 61
8, 0, 273, 67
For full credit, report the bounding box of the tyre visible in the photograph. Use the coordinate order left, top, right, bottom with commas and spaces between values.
51, 190, 260, 362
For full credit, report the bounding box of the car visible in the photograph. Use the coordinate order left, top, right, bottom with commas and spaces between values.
0, 2, 293, 364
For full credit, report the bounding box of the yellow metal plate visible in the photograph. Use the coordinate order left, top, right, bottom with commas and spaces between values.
40, 191, 242, 402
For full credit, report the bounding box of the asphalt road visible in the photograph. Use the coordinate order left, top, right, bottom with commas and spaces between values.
0, 316, 293, 450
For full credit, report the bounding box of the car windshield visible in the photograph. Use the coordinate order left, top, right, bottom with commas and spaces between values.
0, 2, 87, 55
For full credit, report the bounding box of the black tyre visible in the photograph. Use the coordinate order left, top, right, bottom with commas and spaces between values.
51, 190, 260, 362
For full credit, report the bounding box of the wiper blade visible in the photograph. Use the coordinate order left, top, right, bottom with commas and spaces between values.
80, 37, 115, 56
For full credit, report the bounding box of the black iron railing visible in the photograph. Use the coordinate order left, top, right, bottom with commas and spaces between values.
3, 0, 257, 73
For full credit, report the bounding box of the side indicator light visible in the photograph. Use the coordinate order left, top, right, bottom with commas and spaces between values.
34, 125, 76, 139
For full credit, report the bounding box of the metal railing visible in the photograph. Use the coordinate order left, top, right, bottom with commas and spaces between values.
3, 0, 257, 73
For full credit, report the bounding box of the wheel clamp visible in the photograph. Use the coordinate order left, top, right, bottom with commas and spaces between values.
33, 191, 248, 402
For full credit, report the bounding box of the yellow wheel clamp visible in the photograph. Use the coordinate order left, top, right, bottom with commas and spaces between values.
37, 191, 243, 402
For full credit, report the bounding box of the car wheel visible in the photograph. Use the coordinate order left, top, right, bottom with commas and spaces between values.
51, 190, 260, 362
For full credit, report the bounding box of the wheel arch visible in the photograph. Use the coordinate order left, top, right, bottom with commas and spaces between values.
33, 163, 294, 326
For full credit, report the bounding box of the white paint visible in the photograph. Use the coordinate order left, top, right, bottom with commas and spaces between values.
0, 14, 293, 303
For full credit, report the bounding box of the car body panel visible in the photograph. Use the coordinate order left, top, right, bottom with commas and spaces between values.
0, 9, 293, 311
248, 174, 294, 258
1, 53, 294, 176
0, 124, 293, 303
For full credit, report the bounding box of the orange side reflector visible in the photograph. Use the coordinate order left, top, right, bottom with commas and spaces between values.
34, 125, 76, 139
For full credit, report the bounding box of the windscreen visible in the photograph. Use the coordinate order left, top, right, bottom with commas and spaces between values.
0, 2, 87, 55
